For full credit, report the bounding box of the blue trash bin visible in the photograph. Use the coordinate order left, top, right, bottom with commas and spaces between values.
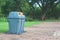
8, 12, 25, 34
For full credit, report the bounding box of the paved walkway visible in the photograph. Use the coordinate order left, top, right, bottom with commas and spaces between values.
0, 22, 60, 40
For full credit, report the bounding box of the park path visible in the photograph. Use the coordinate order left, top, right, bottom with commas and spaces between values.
0, 22, 60, 40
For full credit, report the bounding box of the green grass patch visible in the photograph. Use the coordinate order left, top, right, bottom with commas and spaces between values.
25, 21, 40, 27
0, 22, 9, 33
0, 21, 40, 33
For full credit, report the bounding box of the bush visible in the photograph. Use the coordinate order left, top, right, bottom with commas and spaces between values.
26, 17, 33, 21
0, 17, 7, 22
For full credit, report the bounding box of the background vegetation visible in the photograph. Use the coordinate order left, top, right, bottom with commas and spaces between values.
0, 0, 60, 33
0, 0, 60, 21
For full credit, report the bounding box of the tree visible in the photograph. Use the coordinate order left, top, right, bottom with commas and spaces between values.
0, 0, 60, 21
28, 0, 60, 20
0, 0, 7, 17
1, 0, 32, 17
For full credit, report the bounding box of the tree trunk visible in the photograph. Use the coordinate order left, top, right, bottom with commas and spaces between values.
41, 13, 46, 20
41, 6, 46, 20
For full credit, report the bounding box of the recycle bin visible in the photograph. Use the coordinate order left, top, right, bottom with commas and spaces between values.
8, 12, 25, 34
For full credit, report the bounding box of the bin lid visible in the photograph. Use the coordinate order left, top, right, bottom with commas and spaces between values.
8, 11, 25, 18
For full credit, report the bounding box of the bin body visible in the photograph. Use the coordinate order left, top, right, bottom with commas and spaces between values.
8, 12, 25, 34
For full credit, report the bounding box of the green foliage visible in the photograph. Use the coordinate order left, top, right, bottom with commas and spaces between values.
0, 17, 7, 22
0, 0, 60, 21
26, 17, 34, 21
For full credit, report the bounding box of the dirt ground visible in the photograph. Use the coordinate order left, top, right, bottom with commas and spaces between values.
0, 22, 60, 40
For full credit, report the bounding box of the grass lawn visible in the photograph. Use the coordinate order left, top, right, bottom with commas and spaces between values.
0, 21, 40, 33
